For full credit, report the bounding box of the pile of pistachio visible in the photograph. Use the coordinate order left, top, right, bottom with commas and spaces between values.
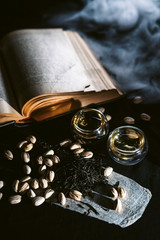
0, 135, 97, 207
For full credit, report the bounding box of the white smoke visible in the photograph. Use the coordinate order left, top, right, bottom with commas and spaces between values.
44, 0, 160, 103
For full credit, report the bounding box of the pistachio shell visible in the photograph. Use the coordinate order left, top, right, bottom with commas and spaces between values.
23, 164, 31, 175
26, 135, 36, 144
73, 148, 85, 155
117, 187, 126, 199
123, 116, 135, 124
114, 198, 122, 212
18, 182, 29, 193
12, 179, 20, 193
36, 156, 43, 165
97, 107, 105, 113
104, 167, 113, 178
39, 178, 48, 189
43, 149, 54, 156
140, 113, 151, 121
105, 114, 112, 121
17, 140, 27, 149
38, 165, 47, 175
4, 150, 13, 160
133, 96, 142, 104
70, 142, 81, 150
21, 152, 30, 163
27, 189, 36, 198
59, 139, 72, 147
0, 192, 3, 200
52, 155, 60, 164
44, 189, 55, 199
45, 170, 55, 182
81, 151, 93, 159
69, 190, 82, 201
32, 196, 45, 206
31, 178, 39, 189
44, 158, 53, 167
9, 195, 22, 204
20, 176, 31, 183
59, 192, 66, 205
23, 143, 33, 152
0, 180, 4, 189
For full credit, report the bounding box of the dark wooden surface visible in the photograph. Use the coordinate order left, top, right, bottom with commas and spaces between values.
0, 96, 160, 240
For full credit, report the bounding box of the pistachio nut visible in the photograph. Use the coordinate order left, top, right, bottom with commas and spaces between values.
4, 150, 13, 160
32, 196, 45, 206
69, 190, 82, 201
21, 152, 30, 163
9, 195, 22, 204
58, 192, 66, 205
26, 135, 36, 144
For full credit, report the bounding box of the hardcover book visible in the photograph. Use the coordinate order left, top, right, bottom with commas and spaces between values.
0, 28, 122, 124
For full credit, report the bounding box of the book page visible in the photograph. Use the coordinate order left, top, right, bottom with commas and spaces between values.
1, 29, 108, 110
0, 56, 21, 115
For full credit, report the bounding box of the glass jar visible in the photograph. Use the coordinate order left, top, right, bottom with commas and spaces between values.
71, 108, 109, 145
107, 126, 148, 165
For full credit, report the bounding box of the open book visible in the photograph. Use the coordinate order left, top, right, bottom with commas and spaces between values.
0, 28, 122, 124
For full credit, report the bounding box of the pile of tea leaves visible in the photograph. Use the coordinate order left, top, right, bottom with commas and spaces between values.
50, 146, 108, 197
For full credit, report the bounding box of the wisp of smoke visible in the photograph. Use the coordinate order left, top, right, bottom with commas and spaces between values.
44, 0, 160, 103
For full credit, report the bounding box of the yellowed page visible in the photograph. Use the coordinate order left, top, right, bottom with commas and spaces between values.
0, 56, 22, 117
1, 29, 108, 110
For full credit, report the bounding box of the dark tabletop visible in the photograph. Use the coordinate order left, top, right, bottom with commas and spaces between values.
0, 96, 160, 240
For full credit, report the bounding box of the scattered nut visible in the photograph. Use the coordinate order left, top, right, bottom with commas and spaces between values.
4, 150, 13, 160
140, 113, 151, 121
31, 178, 39, 189
27, 189, 36, 198
26, 135, 36, 144
70, 142, 81, 150
23, 143, 33, 152
123, 116, 135, 125
18, 182, 30, 193
32, 196, 45, 206
39, 178, 48, 189
117, 187, 126, 199
44, 158, 53, 167
20, 176, 31, 183
104, 167, 113, 178
45, 170, 55, 182
132, 96, 142, 104
73, 148, 85, 155
114, 198, 122, 212
109, 187, 118, 200
81, 151, 93, 159
69, 190, 82, 201
38, 165, 47, 175
17, 140, 27, 149
44, 189, 55, 200
59, 192, 66, 205
12, 179, 20, 193
43, 149, 54, 156
21, 152, 30, 163
36, 156, 43, 165
9, 195, 22, 204
0, 192, 3, 200
23, 164, 32, 175
0, 180, 4, 189
59, 139, 72, 147
105, 114, 112, 121
97, 107, 105, 113
52, 155, 60, 164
